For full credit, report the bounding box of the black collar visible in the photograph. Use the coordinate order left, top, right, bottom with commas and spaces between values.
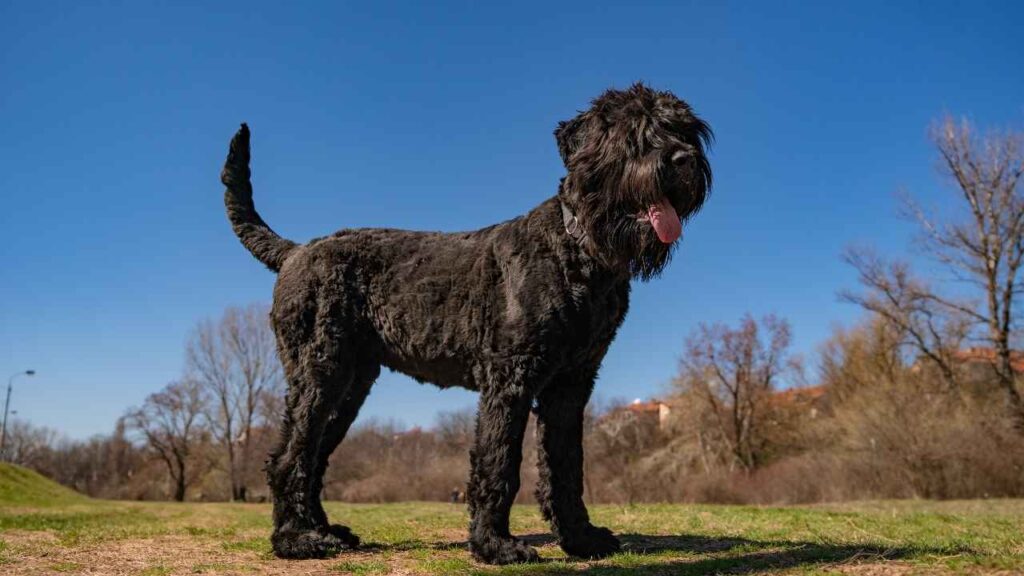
560, 201, 586, 242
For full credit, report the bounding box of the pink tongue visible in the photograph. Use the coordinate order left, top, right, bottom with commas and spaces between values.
647, 199, 682, 244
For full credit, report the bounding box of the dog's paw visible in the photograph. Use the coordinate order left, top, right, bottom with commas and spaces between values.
271, 528, 356, 560
560, 524, 621, 559
470, 535, 541, 565
326, 524, 361, 548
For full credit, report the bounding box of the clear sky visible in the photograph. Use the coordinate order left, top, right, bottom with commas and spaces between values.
2, 1, 1022, 439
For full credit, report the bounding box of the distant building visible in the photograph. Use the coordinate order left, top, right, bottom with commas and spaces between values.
913, 347, 1024, 392
627, 399, 673, 428
768, 385, 828, 419
391, 426, 424, 441
601, 399, 672, 430
950, 347, 1024, 372
604, 389, 828, 430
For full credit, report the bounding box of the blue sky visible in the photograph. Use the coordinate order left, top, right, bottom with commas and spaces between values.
2, 1, 1022, 439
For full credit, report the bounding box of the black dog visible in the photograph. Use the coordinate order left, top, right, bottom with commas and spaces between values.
220, 83, 711, 564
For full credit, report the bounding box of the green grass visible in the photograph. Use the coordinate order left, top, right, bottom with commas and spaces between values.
0, 463, 86, 507
0, 469, 1020, 575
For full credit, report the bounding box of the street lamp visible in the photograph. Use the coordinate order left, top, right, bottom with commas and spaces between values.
1, 370, 35, 462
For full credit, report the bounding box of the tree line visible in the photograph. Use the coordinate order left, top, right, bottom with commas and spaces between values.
5, 115, 1023, 504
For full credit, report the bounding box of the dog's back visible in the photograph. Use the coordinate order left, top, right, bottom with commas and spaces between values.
269, 198, 623, 391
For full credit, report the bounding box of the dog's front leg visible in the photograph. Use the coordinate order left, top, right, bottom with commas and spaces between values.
467, 383, 538, 564
534, 374, 621, 559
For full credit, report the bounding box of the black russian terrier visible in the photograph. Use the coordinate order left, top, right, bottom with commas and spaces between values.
220, 82, 712, 564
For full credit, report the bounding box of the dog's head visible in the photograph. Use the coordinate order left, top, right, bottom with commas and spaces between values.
556, 83, 712, 280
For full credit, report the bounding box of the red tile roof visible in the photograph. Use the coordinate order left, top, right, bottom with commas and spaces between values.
951, 347, 1024, 372
769, 385, 827, 406
625, 400, 664, 414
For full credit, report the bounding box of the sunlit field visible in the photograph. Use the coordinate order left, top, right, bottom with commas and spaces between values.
1, 466, 1021, 576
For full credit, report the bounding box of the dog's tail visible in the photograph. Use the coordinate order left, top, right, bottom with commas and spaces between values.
221, 124, 298, 273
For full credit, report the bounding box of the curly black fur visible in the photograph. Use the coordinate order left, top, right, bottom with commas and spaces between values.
220, 83, 711, 564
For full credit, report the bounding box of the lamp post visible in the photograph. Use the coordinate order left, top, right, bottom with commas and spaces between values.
1, 370, 35, 462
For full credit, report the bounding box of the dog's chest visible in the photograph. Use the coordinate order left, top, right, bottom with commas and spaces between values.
499, 258, 630, 361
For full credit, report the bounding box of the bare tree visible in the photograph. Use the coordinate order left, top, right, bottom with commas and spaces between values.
845, 117, 1024, 430
126, 380, 206, 501
186, 304, 283, 501
819, 318, 907, 401
841, 249, 971, 392
585, 400, 667, 503
2, 419, 60, 470
435, 408, 475, 452
675, 314, 795, 472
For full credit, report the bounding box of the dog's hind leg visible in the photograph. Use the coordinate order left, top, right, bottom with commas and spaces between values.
266, 301, 364, 559
534, 369, 621, 559
309, 360, 379, 545
467, 377, 538, 565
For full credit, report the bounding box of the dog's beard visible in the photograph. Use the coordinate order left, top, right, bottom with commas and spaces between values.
597, 211, 675, 281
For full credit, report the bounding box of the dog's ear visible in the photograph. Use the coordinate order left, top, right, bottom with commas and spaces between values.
555, 113, 587, 167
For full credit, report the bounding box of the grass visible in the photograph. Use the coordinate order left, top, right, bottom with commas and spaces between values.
0, 464, 85, 507
1, 500, 1021, 575
0, 467, 1021, 574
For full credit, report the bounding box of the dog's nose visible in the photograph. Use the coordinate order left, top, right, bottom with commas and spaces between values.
671, 145, 696, 166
